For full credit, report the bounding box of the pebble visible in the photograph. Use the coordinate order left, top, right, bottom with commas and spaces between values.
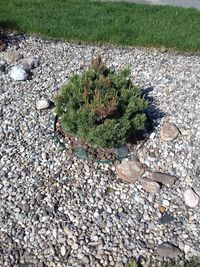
90, 235, 99, 242
72, 243, 79, 250
162, 200, 170, 207
60, 245, 66, 256
159, 206, 166, 213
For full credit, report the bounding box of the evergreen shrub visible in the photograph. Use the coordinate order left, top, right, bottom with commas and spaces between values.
55, 56, 148, 148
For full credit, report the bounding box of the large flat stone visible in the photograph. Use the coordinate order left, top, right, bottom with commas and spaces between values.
116, 160, 144, 182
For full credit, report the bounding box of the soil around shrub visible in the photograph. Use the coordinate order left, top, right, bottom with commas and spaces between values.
54, 116, 152, 162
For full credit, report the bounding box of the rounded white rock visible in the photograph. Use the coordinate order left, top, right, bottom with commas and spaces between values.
184, 188, 199, 208
10, 65, 29, 81
36, 99, 51, 110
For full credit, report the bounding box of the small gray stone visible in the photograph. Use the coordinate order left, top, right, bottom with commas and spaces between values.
20, 58, 39, 70
184, 188, 199, 208
10, 65, 29, 81
0, 64, 6, 73
116, 160, 144, 182
157, 243, 181, 258
74, 147, 88, 160
114, 147, 129, 158
159, 214, 175, 224
36, 99, 52, 110
149, 172, 176, 186
140, 177, 160, 193
160, 121, 179, 141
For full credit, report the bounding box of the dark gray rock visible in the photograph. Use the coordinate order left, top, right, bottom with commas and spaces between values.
0, 64, 6, 73
159, 214, 175, 225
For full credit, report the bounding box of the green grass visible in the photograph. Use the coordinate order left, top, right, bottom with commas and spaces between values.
0, 0, 200, 52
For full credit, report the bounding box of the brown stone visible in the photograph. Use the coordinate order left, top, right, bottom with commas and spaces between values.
160, 122, 179, 141
149, 172, 176, 186
4, 52, 23, 63
140, 177, 161, 194
116, 160, 144, 182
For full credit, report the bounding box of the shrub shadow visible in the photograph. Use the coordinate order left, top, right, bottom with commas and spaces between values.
141, 86, 166, 124
127, 86, 166, 144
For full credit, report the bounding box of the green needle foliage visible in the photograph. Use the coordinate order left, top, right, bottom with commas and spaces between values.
55, 56, 148, 148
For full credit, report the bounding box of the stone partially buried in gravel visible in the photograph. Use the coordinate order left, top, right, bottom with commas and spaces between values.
149, 172, 176, 186
184, 188, 199, 208
157, 243, 181, 258
140, 177, 161, 193
20, 58, 39, 70
36, 99, 52, 110
160, 121, 179, 141
116, 160, 144, 182
10, 65, 29, 81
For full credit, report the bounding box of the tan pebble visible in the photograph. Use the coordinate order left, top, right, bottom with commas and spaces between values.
159, 206, 166, 213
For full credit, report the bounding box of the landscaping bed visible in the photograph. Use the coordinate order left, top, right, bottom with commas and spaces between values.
0, 33, 200, 266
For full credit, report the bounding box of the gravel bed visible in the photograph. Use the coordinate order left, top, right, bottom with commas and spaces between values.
0, 33, 200, 267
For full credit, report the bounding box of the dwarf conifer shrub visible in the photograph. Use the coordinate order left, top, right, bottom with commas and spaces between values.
55, 56, 148, 148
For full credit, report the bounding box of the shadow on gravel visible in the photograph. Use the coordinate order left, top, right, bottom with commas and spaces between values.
126, 86, 165, 145
141, 86, 166, 126
0, 20, 26, 48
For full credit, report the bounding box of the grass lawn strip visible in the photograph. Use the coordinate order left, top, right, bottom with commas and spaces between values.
0, 0, 200, 52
